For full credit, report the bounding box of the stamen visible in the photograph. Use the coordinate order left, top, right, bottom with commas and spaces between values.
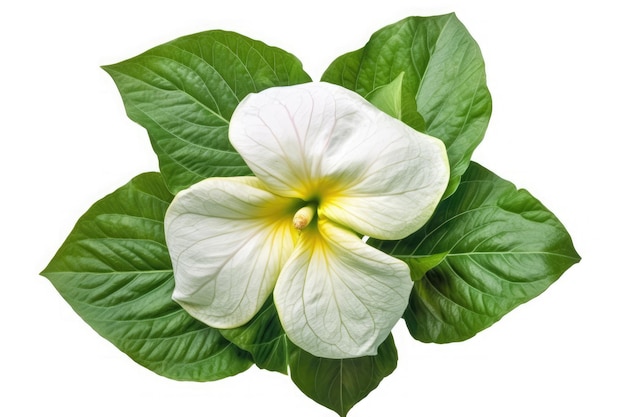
293, 203, 316, 230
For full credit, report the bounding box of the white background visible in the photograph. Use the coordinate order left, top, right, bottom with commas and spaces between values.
2, 0, 624, 416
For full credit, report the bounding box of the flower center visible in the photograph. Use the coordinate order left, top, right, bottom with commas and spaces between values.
293, 203, 317, 231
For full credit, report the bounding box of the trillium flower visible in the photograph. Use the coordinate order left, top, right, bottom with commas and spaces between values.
164, 82, 449, 359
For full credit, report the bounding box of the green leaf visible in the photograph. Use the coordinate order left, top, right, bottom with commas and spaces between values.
370, 162, 581, 343
403, 252, 448, 281
220, 295, 400, 415
322, 13, 492, 197
41, 172, 253, 381
289, 335, 398, 417
365, 72, 425, 131
221, 298, 398, 414
220, 297, 289, 374
103, 31, 312, 194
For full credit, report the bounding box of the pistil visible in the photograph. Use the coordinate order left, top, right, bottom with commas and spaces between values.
293, 203, 317, 230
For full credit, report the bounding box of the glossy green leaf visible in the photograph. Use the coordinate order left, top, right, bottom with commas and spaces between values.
370, 162, 580, 343
41, 173, 253, 381
289, 335, 398, 417
322, 13, 492, 197
103, 31, 312, 194
220, 297, 289, 374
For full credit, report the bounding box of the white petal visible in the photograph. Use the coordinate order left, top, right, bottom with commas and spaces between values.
164, 176, 298, 328
316, 97, 450, 240
230, 82, 449, 239
273, 218, 413, 359
229, 82, 339, 199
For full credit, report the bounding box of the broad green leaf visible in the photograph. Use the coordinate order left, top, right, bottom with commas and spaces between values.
322, 13, 492, 197
220, 297, 289, 374
289, 335, 398, 417
103, 31, 312, 194
41, 172, 253, 381
370, 162, 580, 343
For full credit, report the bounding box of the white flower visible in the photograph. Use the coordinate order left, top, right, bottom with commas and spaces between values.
164, 82, 449, 359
